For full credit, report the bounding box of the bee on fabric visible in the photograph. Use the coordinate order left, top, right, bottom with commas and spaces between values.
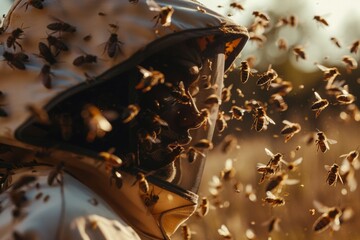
3, 51, 29, 70
6, 27, 25, 50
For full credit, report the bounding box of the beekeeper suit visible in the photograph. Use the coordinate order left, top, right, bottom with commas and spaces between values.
0, 0, 248, 239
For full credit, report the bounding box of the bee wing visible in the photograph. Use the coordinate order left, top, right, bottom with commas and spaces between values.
327, 139, 337, 145
137, 65, 152, 78
313, 200, 330, 213
266, 191, 276, 199
331, 217, 341, 231
224, 158, 233, 170
146, 0, 161, 11
266, 116, 276, 125
95, 115, 112, 132
283, 179, 300, 185
324, 165, 331, 171
314, 91, 322, 100
338, 173, 344, 184
292, 157, 303, 166
340, 160, 351, 173
102, 110, 119, 121
282, 119, 292, 125
341, 207, 354, 222
315, 63, 329, 72
217, 224, 231, 237
265, 148, 274, 157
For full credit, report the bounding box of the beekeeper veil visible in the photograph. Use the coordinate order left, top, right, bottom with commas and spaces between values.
0, 0, 248, 239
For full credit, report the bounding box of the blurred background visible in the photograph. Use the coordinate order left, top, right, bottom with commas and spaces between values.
2, 1, 360, 239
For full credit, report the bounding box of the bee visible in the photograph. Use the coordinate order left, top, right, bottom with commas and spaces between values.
121, 104, 140, 124
81, 104, 117, 142
342, 55, 358, 72
193, 139, 213, 150
289, 15, 297, 27
198, 197, 210, 217
265, 172, 299, 193
221, 84, 232, 103
221, 135, 238, 154
132, 172, 149, 194
47, 20, 76, 34
257, 65, 278, 90
46, 35, 68, 54
26, 104, 50, 124
104, 24, 124, 58
330, 37, 341, 48
311, 92, 329, 118
47, 162, 64, 186
217, 224, 232, 239
141, 188, 159, 209
292, 46, 306, 61
325, 163, 343, 186
252, 106, 275, 132
270, 94, 288, 112
216, 111, 228, 133
264, 148, 284, 169
21, 0, 44, 11
109, 168, 123, 189
282, 157, 303, 172
313, 201, 342, 233
73, 54, 97, 67
239, 60, 256, 84
230, 105, 246, 120
185, 147, 205, 163
6, 27, 25, 50
98, 148, 123, 171
204, 94, 221, 107
313, 15, 329, 26
275, 17, 289, 27
249, 34, 267, 45
257, 163, 276, 183
39, 64, 54, 89
315, 130, 337, 153
336, 88, 356, 105
181, 224, 192, 240
315, 64, 340, 83
38, 42, 57, 65
146, 0, 174, 27
252, 11, 270, 22
12, 175, 37, 191
230, 3, 244, 10
2, 51, 29, 70
349, 40, 360, 54
280, 120, 301, 142
220, 159, 236, 181
136, 66, 165, 92
276, 38, 288, 50
263, 191, 285, 207
340, 150, 359, 168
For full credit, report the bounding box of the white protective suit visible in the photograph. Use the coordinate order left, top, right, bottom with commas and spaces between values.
0, 0, 248, 239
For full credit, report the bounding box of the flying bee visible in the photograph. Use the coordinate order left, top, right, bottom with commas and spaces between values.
265, 172, 299, 193
39, 64, 54, 89
185, 147, 205, 163
26, 104, 50, 124
38, 42, 57, 65
136, 66, 165, 92
266, 217, 281, 233
325, 163, 343, 186
81, 104, 117, 142
264, 148, 285, 170
132, 172, 150, 194
257, 65, 278, 90
311, 92, 329, 118
221, 135, 238, 154
270, 94, 288, 112
230, 105, 246, 120
257, 163, 276, 183
315, 64, 340, 83
340, 149, 359, 169
181, 224, 192, 240
21, 0, 44, 11
6, 27, 25, 50
98, 148, 123, 171
249, 34, 267, 46
220, 159, 236, 181
141, 188, 159, 209
193, 139, 213, 150
110, 168, 123, 189
282, 157, 303, 172
146, 0, 174, 27
204, 94, 221, 107
121, 104, 140, 124
313, 15, 329, 26
292, 46, 306, 61
198, 197, 210, 217
313, 201, 342, 233
330, 37, 341, 48
46, 35, 68, 54
315, 130, 337, 153
221, 84, 232, 103
349, 40, 360, 54
47, 162, 64, 186
252, 11, 270, 22
252, 106, 275, 132
239, 60, 251, 83
230, 3, 244, 10
263, 191, 285, 207
276, 38, 288, 50
2, 51, 29, 70
336, 88, 356, 105
342, 55, 358, 72
215, 111, 227, 133
47, 19, 76, 34
73, 54, 97, 67
280, 120, 301, 142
